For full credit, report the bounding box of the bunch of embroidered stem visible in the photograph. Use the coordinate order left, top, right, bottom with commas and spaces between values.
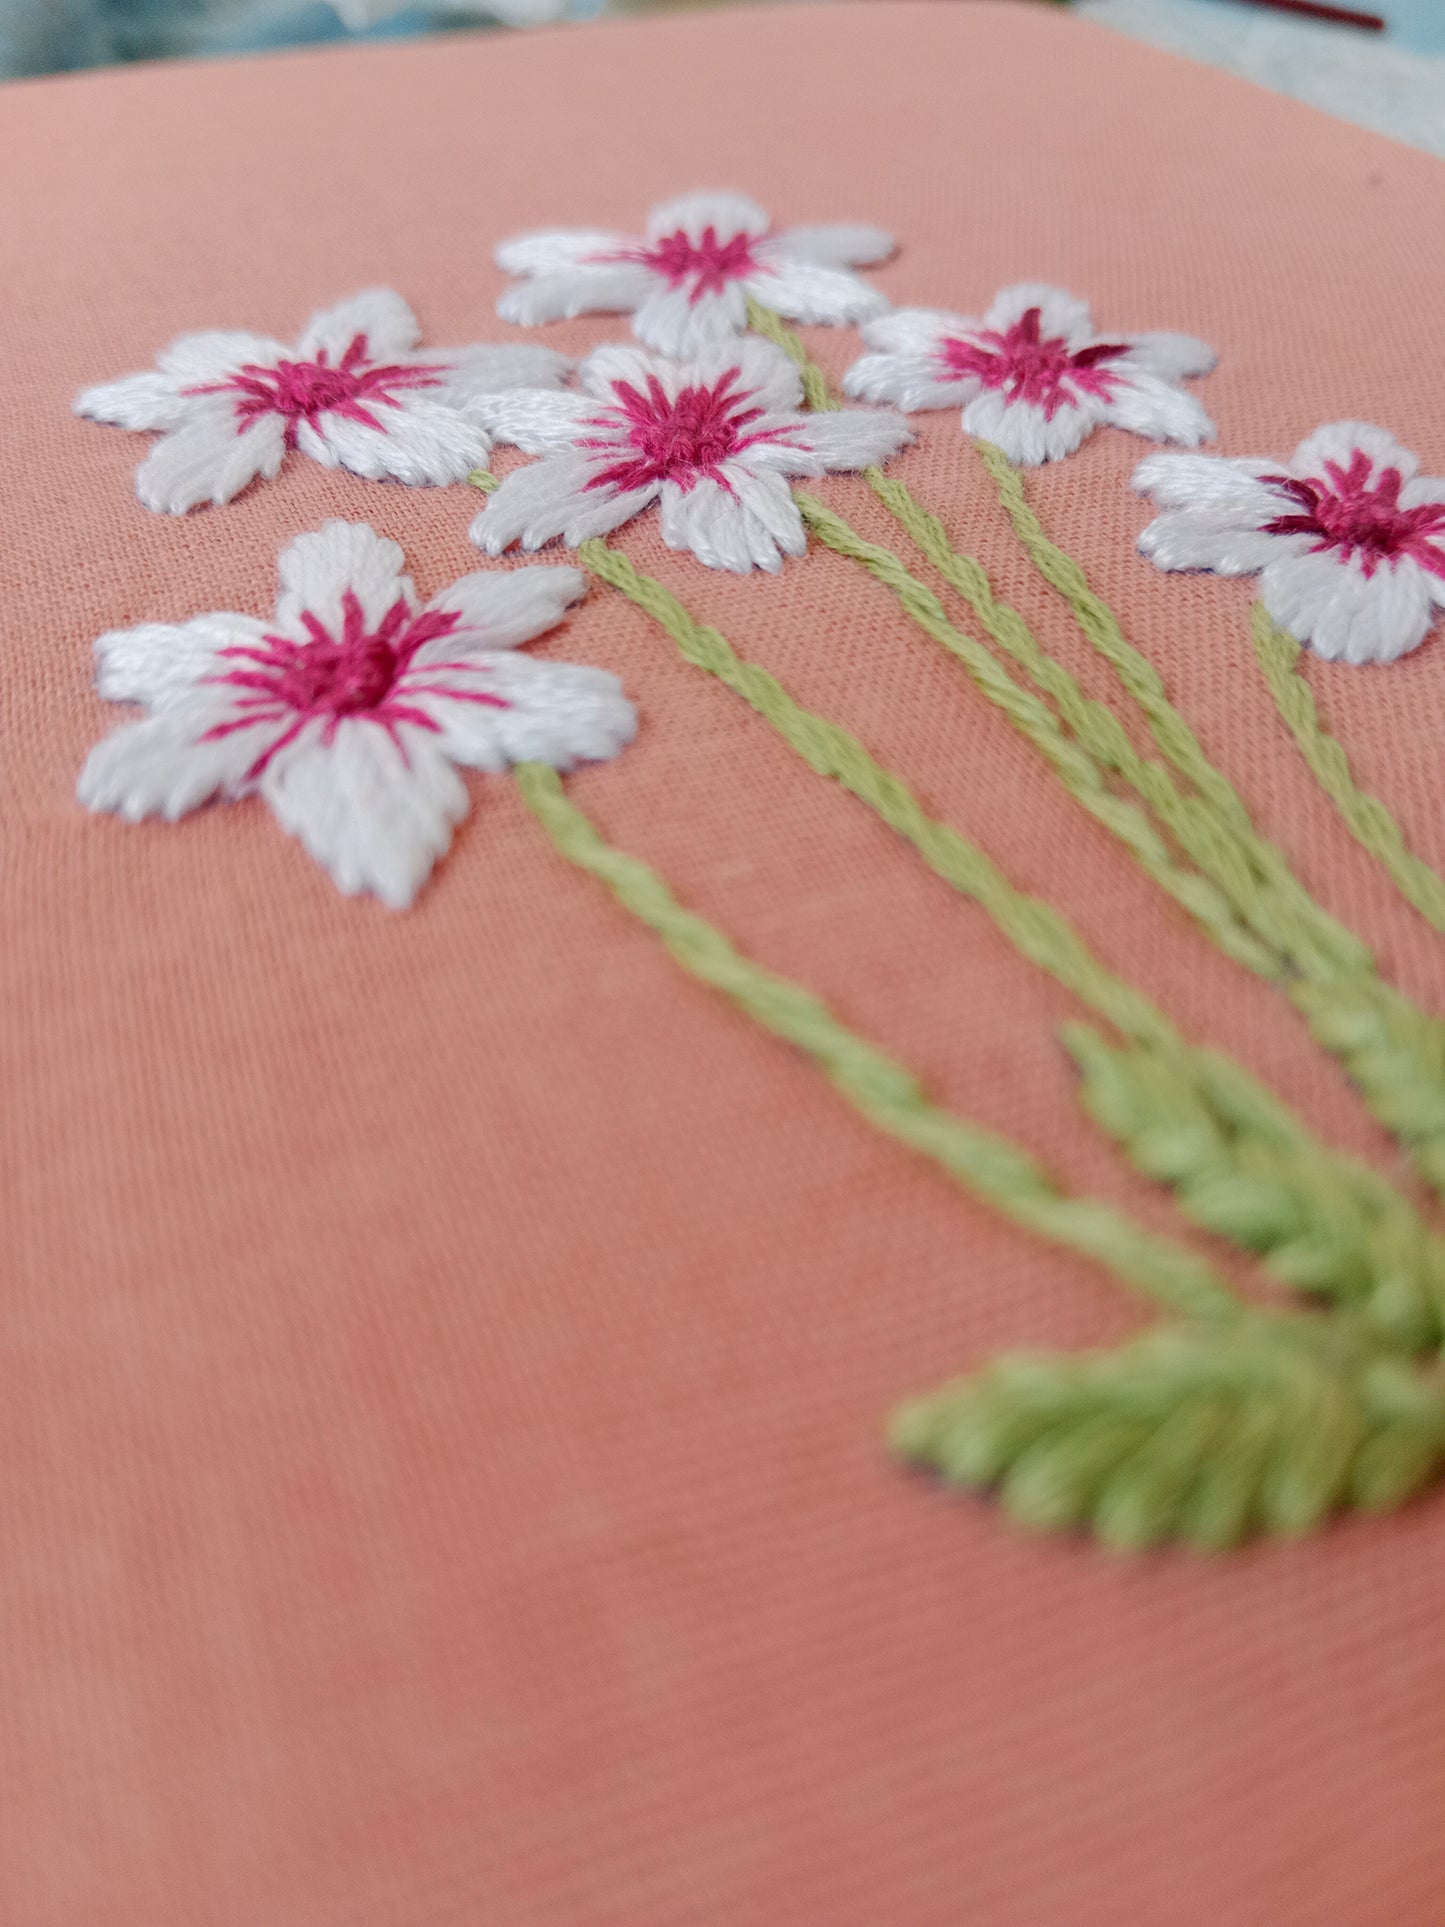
74, 195, 1445, 1554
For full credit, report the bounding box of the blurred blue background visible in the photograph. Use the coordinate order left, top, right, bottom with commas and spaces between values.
1, 0, 1441, 84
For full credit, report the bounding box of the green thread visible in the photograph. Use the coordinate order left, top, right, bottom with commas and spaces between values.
1064, 1025, 1445, 1354
569, 531, 1445, 1340
516, 766, 1445, 1550
467, 468, 499, 492
576, 535, 1173, 1051
514, 761, 1235, 1322
1253, 602, 1445, 938
892, 1312, 1445, 1549
745, 295, 841, 413
794, 490, 1283, 982
733, 306, 1445, 1198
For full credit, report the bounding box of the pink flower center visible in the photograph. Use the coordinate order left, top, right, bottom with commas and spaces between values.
593, 225, 760, 304
187, 332, 444, 447
202, 591, 510, 779
1261, 452, 1445, 580
583, 368, 801, 495
644, 224, 758, 298
939, 307, 1128, 421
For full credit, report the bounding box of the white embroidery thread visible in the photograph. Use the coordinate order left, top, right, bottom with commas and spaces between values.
843, 283, 1216, 466
495, 190, 894, 358
79, 521, 637, 907
75, 289, 572, 514
1135, 422, 1445, 665
469, 338, 912, 575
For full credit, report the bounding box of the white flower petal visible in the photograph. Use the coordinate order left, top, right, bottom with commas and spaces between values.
984, 284, 1093, 347
470, 455, 656, 554
1100, 369, 1214, 448
274, 521, 413, 635
134, 406, 286, 513
421, 566, 588, 653
577, 341, 666, 403
260, 724, 468, 911
78, 696, 283, 822
632, 282, 749, 357
74, 371, 184, 432
430, 344, 572, 408
1120, 332, 1218, 381
773, 223, 894, 269
1400, 477, 1445, 510
1293, 421, 1417, 486
299, 288, 420, 360
298, 395, 491, 486
962, 389, 1101, 466
1137, 511, 1306, 576
399, 654, 636, 771
857, 308, 976, 357
744, 259, 888, 327
752, 405, 911, 475
1132, 451, 1284, 517
731, 468, 808, 559
693, 335, 804, 412
842, 349, 974, 414
1261, 551, 1436, 666
646, 191, 769, 243
497, 265, 657, 327
474, 388, 594, 453
94, 614, 270, 707
495, 228, 633, 275
659, 477, 786, 574
155, 331, 285, 385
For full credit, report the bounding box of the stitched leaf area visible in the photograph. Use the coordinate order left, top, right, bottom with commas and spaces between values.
891, 1315, 1445, 1551
1064, 1024, 1445, 1356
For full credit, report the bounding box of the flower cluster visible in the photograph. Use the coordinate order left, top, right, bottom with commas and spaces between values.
68, 186, 1441, 909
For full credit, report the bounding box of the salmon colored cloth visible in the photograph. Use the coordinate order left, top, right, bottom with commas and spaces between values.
4, 4, 1445, 1920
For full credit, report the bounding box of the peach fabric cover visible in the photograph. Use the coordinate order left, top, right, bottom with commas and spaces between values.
4, 4, 1445, 1920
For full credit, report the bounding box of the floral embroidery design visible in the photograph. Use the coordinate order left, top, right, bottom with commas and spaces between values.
78, 521, 637, 907
495, 190, 894, 358
1135, 422, 1445, 665
469, 338, 911, 574
75, 289, 571, 514
843, 283, 1216, 467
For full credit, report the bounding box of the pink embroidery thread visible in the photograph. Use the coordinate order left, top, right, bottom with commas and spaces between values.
1260, 454, 1445, 580
204, 590, 509, 778
598, 225, 761, 302
187, 332, 446, 448
939, 307, 1129, 421
581, 367, 803, 496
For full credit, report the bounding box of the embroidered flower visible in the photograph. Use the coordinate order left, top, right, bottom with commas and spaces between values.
79, 522, 636, 907
469, 339, 911, 575
495, 190, 894, 358
843, 283, 1216, 467
1135, 424, 1445, 665
75, 289, 571, 514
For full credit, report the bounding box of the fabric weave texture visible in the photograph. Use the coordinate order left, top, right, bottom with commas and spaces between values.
4, 5, 1445, 1923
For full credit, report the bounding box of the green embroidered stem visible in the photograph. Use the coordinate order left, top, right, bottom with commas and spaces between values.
746, 295, 841, 412
893, 1312, 1445, 1549
576, 534, 1175, 1052
1252, 603, 1445, 938
794, 490, 1282, 982
518, 762, 1445, 1548
568, 529, 1445, 1345
467, 468, 499, 492
738, 305, 1445, 1198
515, 760, 1236, 1323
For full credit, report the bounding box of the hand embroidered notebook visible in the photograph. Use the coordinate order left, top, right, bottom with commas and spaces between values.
5, 4, 1445, 1921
